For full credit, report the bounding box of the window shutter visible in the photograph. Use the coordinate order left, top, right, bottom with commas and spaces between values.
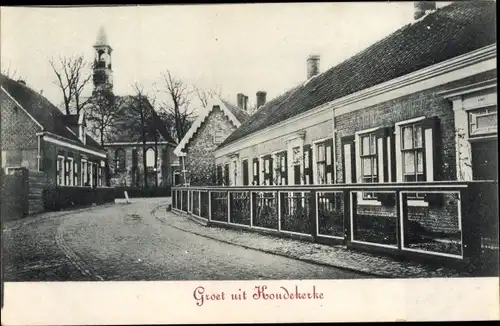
281, 151, 288, 185
269, 156, 274, 185
341, 136, 356, 184
387, 126, 396, 182
325, 138, 334, 184
242, 160, 249, 185
303, 145, 313, 184
422, 117, 441, 182
373, 127, 392, 183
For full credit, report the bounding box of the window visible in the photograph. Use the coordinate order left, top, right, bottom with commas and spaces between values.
360, 133, 378, 199
252, 158, 259, 185
146, 148, 155, 167
302, 145, 313, 185
262, 155, 273, 185
314, 139, 334, 185
115, 148, 126, 171
81, 159, 88, 186
469, 106, 497, 137
214, 131, 225, 145
67, 158, 74, 186
56, 156, 65, 186
274, 151, 287, 185
401, 123, 424, 182
73, 161, 79, 186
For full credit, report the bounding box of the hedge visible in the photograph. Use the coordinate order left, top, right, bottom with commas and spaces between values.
113, 186, 171, 198
43, 186, 115, 211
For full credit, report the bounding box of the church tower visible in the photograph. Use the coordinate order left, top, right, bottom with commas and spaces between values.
93, 26, 113, 93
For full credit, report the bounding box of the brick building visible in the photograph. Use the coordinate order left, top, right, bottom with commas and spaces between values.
173, 96, 250, 185
214, 2, 497, 233
86, 26, 178, 188
1, 74, 107, 187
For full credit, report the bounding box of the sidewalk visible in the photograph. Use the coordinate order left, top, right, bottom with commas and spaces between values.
154, 207, 469, 278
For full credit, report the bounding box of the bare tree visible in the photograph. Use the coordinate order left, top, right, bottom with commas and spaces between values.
160, 70, 196, 142
194, 85, 222, 108
49, 55, 92, 115
86, 89, 123, 146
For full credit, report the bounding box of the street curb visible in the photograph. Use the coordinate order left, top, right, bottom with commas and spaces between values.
153, 206, 387, 278
173, 209, 208, 227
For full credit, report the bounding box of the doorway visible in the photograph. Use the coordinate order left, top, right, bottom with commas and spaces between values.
471, 138, 498, 180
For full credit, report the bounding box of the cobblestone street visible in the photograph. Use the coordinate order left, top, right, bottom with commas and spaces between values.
2, 198, 367, 281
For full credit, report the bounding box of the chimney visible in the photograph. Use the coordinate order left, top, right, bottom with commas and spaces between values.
237, 93, 244, 110
243, 95, 248, 111
307, 54, 320, 79
40, 90, 44, 95
17, 79, 26, 86
256, 91, 267, 109
414, 1, 436, 20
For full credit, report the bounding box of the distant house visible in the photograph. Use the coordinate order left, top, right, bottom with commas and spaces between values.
214, 2, 497, 234
173, 95, 251, 185
1, 74, 108, 187
86, 26, 178, 188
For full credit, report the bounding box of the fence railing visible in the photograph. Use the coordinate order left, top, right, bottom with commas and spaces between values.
171, 181, 498, 273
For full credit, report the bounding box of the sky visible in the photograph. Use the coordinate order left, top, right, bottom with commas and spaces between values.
1, 2, 452, 112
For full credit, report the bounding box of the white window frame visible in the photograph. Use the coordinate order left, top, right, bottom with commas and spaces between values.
354, 127, 382, 206
395, 116, 430, 207
272, 150, 287, 186
57, 155, 65, 186
312, 137, 333, 185
81, 159, 88, 186
67, 157, 74, 186
468, 105, 497, 137
213, 131, 225, 145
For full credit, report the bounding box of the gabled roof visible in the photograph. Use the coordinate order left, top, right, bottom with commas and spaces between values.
0, 74, 104, 152
174, 97, 250, 156
104, 94, 177, 144
218, 1, 497, 149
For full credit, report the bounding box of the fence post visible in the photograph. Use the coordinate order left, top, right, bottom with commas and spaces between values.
395, 190, 404, 251
343, 190, 351, 245
208, 190, 212, 222
249, 191, 253, 227
310, 190, 318, 241
198, 191, 201, 217
277, 191, 281, 232
227, 191, 231, 223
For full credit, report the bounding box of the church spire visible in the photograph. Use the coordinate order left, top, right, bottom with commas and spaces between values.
95, 25, 109, 46
92, 26, 113, 93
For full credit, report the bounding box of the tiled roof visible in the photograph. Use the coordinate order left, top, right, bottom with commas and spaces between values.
0, 74, 105, 152
218, 1, 497, 149
220, 99, 250, 124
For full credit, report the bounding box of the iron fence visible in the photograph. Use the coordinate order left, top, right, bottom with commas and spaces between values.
171, 181, 498, 273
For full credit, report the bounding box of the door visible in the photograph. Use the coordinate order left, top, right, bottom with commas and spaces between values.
471, 139, 498, 180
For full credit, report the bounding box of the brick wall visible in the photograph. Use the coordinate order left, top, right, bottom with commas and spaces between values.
0, 90, 42, 170
185, 107, 238, 186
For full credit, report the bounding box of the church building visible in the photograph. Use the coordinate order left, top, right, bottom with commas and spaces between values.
86, 27, 179, 188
